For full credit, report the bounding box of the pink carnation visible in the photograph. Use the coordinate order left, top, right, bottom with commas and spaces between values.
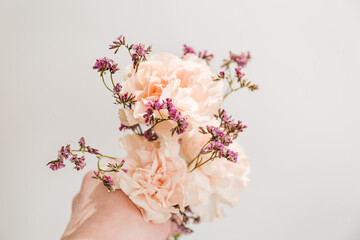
118, 53, 224, 140
180, 131, 250, 222
114, 134, 187, 223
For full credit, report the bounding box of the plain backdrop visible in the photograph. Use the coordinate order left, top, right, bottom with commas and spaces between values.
1, 0, 359, 239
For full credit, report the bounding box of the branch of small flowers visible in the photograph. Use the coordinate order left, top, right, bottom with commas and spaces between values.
95, 155, 125, 174
187, 109, 246, 172
189, 151, 217, 173
113, 84, 137, 109
187, 139, 211, 169
192, 153, 217, 171
214, 51, 258, 101
72, 149, 116, 160
143, 99, 189, 138
170, 206, 200, 238
182, 44, 214, 64
47, 138, 127, 192
109, 35, 152, 73
93, 60, 137, 109
148, 118, 169, 130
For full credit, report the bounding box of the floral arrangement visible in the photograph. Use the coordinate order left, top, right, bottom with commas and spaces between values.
47, 35, 258, 238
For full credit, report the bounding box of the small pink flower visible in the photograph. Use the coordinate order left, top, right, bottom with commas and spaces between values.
47, 160, 65, 171
93, 57, 119, 75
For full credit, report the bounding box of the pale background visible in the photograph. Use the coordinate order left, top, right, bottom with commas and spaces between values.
1, 0, 359, 239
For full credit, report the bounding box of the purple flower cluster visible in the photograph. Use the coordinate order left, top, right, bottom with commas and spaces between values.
205, 126, 233, 145
234, 68, 258, 91
113, 83, 122, 94
171, 206, 200, 235
131, 43, 152, 69
47, 138, 104, 171
79, 137, 86, 149
109, 35, 151, 71
144, 129, 158, 141
216, 50, 258, 97
48, 137, 129, 190
223, 51, 251, 68
198, 50, 214, 63
235, 67, 245, 79
119, 123, 138, 132
93, 57, 119, 76
213, 71, 225, 82
109, 35, 126, 54
200, 126, 238, 163
216, 109, 247, 139
47, 159, 65, 171
182, 44, 214, 63
107, 160, 128, 173
92, 171, 114, 192
47, 145, 71, 171
70, 155, 86, 171
86, 146, 100, 155
113, 83, 136, 109
183, 44, 196, 55
197, 109, 247, 164
143, 98, 189, 136
201, 140, 239, 162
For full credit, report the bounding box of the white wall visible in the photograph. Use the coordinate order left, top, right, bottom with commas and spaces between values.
1, 0, 359, 239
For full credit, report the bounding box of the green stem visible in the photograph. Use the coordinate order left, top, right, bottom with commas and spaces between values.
187, 139, 211, 169
72, 150, 116, 160
137, 124, 143, 135
194, 153, 216, 169
97, 157, 102, 171
158, 110, 165, 119
96, 155, 118, 173
148, 118, 170, 131
110, 73, 115, 87
101, 74, 113, 92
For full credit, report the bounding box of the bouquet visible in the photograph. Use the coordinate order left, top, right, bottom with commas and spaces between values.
47, 35, 258, 238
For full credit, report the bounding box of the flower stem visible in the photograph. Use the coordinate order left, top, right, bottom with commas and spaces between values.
101, 74, 113, 92
72, 150, 116, 160
110, 73, 115, 87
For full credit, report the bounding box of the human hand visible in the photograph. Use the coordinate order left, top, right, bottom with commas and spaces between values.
61, 171, 173, 240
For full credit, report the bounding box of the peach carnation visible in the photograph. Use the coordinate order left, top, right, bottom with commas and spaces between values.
180, 131, 250, 222
110, 134, 187, 223
118, 53, 224, 137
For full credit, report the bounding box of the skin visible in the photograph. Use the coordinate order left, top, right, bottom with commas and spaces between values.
61, 171, 174, 240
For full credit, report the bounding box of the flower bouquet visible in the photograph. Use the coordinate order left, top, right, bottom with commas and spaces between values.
48, 35, 258, 238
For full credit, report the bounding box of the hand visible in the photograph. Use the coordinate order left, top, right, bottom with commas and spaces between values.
61, 171, 173, 240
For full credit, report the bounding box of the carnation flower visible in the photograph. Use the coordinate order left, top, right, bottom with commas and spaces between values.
111, 134, 187, 223
180, 131, 250, 222
118, 53, 224, 139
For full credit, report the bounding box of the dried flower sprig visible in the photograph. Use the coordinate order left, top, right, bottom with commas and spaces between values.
47, 137, 127, 190
92, 59, 137, 109
188, 109, 246, 172
93, 57, 120, 76
109, 35, 152, 73
143, 128, 159, 141
171, 206, 200, 239
214, 51, 258, 100
143, 98, 189, 136
92, 171, 115, 192
182, 44, 214, 64
113, 83, 136, 109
